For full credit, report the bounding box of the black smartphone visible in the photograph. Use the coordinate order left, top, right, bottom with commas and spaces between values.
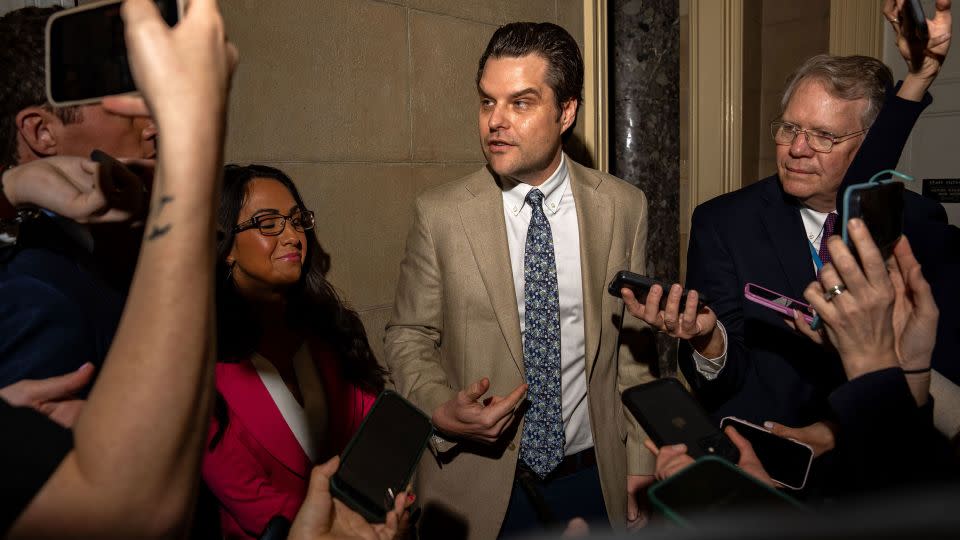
607, 270, 709, 311
901, 0, 930, 61
841, 180, 905, 264
622, 379, 739, 463
330, 391, 433, 523
648, 456, 805, 526
719, 417, 814, 490
45, 0, 183, 106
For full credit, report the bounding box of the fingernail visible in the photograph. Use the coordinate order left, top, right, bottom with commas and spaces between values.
763, 421, 773, 429
849, 218, 862, 230
77, 362, 93, 371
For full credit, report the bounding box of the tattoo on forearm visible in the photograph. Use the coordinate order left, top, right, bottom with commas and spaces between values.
148, 223, 172, 240
146, 194, 174, 242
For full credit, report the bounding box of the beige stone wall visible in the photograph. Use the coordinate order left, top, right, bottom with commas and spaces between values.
221, 1, 584, 362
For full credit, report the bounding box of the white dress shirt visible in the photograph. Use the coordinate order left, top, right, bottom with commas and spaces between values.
800, 206, 835, 272
501, 154, 593, 456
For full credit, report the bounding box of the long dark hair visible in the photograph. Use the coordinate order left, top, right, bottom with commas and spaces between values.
210, 164, 385, 448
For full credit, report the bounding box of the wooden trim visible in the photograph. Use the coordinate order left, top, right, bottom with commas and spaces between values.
829, 0, 884, 58
688, 0, 743, 217
582, 0, 609, 172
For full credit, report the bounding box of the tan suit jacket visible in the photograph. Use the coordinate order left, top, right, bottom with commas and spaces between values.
385, 159, 656, 539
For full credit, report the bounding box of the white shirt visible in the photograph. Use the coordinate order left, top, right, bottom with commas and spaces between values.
800, 207, 835, 272
501, 154, 593, 456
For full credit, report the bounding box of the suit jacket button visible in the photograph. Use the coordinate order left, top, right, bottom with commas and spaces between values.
509, 443, 517, 451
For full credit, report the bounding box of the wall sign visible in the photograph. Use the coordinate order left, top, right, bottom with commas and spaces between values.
923, 179, 960, 204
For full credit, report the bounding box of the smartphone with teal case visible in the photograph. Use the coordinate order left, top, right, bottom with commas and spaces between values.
330, 390, 433, 522
811, 170, 912, 330
648, 455, 805, 527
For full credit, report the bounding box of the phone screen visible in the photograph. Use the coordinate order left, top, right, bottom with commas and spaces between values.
846, 181, 904, 261
335, 392, 432, 519
650, 456, 803, 523
47, 0, 180, 105
720, 418, 813, 490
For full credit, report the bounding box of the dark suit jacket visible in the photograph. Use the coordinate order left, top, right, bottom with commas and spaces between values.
681, 89, 960, 426
0, 216, 122, 388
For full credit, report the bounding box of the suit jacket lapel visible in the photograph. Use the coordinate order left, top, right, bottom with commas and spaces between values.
759, 177, 818, 297
459, 168, 524, 374
569, 162, 613, 379
216, 362, 312, 479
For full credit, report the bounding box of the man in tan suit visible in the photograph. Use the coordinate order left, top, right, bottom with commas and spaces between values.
385, 22, 720, 539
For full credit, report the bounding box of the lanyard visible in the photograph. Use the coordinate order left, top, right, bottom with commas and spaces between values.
808, 240, 824, 271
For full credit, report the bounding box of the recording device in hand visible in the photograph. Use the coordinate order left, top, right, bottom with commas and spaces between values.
841, 178, 905, 264
607, 270, 709, 311
622, 379, 739, 463
46, 0, 183, 106
744, 283, 815, 324
330, 391, 433, 523
901, 0, 930, 65
719, 417, 814, 490
648, 456, 805, 526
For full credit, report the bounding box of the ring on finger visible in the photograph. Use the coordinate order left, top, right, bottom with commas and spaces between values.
823, 283, 846, 301
888, 17, 900, 23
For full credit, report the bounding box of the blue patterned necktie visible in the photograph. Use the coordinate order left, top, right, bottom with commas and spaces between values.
519, 188, 564, 478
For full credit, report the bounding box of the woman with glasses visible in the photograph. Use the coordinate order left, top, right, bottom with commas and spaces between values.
202, 164, 385, 539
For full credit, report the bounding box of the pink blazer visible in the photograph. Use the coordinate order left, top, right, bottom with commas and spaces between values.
202, 346, 376, 539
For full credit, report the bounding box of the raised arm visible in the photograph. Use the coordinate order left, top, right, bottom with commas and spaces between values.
11, 0, 237, 536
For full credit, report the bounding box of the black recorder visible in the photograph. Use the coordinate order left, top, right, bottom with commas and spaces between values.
622, 379, 739, 463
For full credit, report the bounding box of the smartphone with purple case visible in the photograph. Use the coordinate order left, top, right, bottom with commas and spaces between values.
744, 283, 814, 324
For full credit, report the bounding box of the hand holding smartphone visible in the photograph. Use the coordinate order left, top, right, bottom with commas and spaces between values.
719, 417, 814, 490
622, 379, 740, 463
607, 271, 708, 311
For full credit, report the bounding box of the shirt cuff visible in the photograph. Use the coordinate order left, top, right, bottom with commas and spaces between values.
691, 321, 727, 381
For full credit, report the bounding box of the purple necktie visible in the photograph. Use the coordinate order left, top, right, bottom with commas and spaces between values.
818, 212, 839, 270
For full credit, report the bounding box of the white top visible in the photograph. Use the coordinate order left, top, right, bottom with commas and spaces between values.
250, 345, 327, 461
800, 206, 835, 272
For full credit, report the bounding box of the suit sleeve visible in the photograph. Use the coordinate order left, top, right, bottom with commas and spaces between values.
680, 205, 750, 410
829, 368, 957, 492
384, 198, 457, 423
616, 190, 657, 475
202, 419, 303, 538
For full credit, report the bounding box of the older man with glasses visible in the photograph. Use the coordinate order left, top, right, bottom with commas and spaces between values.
649, 0, 958, 497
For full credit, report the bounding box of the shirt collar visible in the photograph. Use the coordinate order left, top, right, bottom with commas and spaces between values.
502, 153, 569, 217
799, 206, 834, 242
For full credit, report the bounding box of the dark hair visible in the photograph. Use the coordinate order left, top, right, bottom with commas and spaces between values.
0, 7, 82, 167
477, 22, 583, 116
780, 54, 893, 129
210, 164, 385, 448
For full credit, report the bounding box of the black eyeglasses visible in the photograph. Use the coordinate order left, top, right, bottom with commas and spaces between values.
770, 121, 866, 153
233, 209, 316, 236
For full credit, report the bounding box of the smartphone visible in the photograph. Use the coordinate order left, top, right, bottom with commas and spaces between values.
841, 179, 905, 264
719, 417, 814, 490
648, 456, 805, 527
901, 0, 930, 56
46, 0, 183, 106
330, 391, 433, 523
607, 270, 709, 311
744, 283, 814, 324
622, 379, 740, 463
